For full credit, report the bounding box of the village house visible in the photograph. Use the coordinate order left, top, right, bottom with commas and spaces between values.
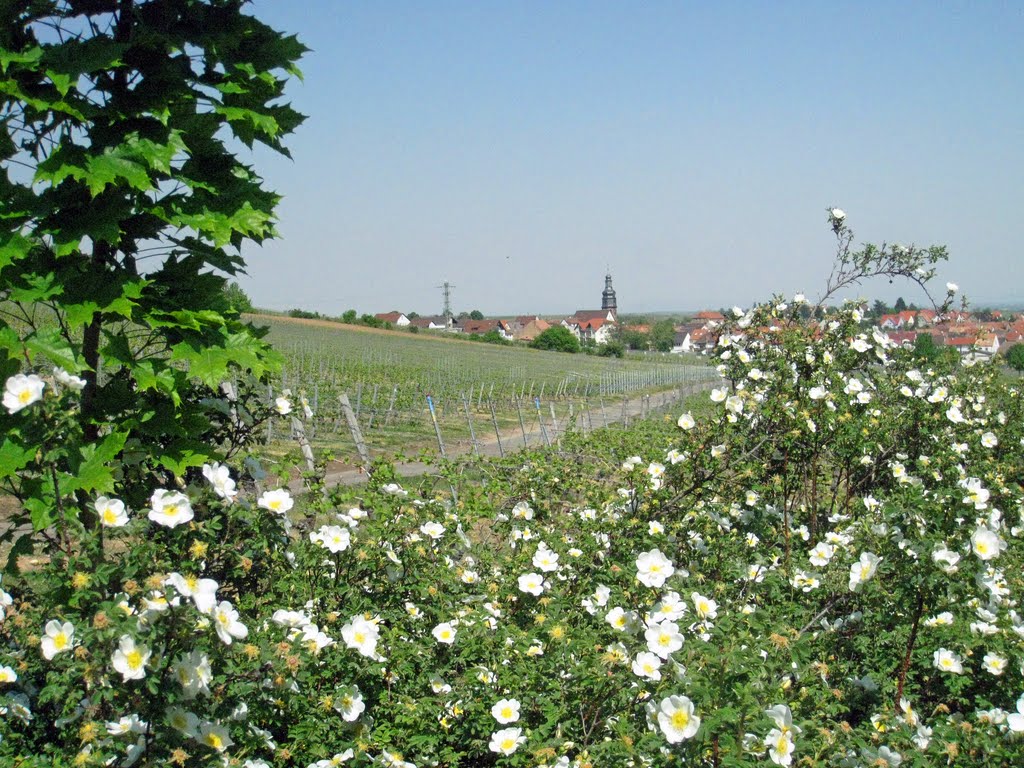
876, 313, 1019, 363
408, 315, 451, 330
562, 310, 617, 344
879, 309, 938, 329
374, 311, 410, 327
515, 317, 551, 342
456, 318, 514, 339
671, 323, 715, 354
692, 310, 726, 326
561, 273, 619, 345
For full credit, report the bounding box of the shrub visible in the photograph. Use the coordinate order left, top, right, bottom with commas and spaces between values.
530, 326, 581, 353
1005, 343, 1024, 372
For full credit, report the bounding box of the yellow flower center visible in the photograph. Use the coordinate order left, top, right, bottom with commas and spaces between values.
500, 707, 513, 719
18, 390, 32, 403
103, 509, 117, 524
500, 738, 515, 751
671, 710, 689, 729
127, 650, 143, 669
54, 633, 68, 650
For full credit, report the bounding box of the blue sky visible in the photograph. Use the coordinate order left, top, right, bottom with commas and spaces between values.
240, 1, 1023, 316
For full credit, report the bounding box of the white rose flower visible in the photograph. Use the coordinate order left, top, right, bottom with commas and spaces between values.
96, 496, 129, 527
40, 619, 76, 660
517, 572, 546, 596
490, 698, 521, 724
111, 635, 151, 681
4, 373, 45, 414
257, 488, 293, 515
636, 548, 675, 588
489, 727, 525, 755
147, 489, 194, 528
432, 622, 457, 645
656, 695, 700, 743
933, 648, 963, 674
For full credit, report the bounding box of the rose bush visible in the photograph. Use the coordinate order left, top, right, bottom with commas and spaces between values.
4, 269, 1024, 766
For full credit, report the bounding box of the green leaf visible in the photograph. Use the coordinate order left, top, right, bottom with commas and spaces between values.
0, 232, 33, 272
4, 534, 35, 575
133, 361, 179, 403
0, 45, 43, 72
157, 445, 210, 477
25, 496, 52, 532
0, 438, 35, 480
25, 329, 80, 372
8, 271, 62, 303
83, 151, 154, 196
45, 69, 73, 96
72, 431, 128, 494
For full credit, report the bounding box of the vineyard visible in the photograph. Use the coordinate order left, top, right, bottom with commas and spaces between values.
256, 314, 717, 461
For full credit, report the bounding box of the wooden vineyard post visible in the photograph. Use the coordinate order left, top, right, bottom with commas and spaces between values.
489, 399, 505, 457
290, 416, 317, 474
220, 380, 241, 431
620, 397, 628, 428
384, 386, 398, 426
549, 402, 560, 442
339, 393, 371, 467
427, 395, 447, 458
535, 397, 551, 447
266, 384, 275, 443
355, 382, 363, 420
516, 397, 529, 447
462, 393, 479, 456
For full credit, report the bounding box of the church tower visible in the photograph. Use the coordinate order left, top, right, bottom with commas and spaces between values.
601, 272, 617, 313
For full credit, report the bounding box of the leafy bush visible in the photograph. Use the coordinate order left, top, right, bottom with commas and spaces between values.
530, 326, 581, 353
224, 282, 255, 314
596, 340, 626, 358
1005, 343, 1024, 372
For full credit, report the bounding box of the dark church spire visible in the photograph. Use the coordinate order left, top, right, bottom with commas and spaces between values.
602, 272, 617, 312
